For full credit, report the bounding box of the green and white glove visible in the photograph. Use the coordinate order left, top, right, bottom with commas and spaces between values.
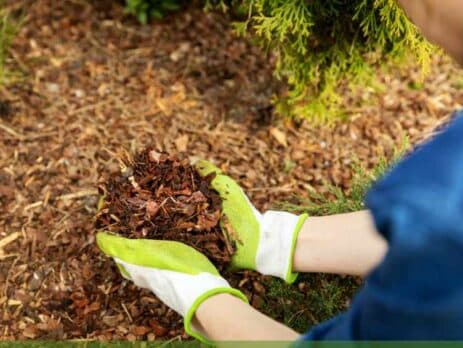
196, 161, 308, 284
96, 232, 247, 343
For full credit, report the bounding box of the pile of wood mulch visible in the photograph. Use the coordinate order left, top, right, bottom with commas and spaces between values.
96, 148, 233, 270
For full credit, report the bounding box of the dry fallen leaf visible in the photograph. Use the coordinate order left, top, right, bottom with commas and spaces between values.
131, 326, 149, 336
269, 127, 288, 147
23, 326, 39, 339
149, 319, 168, 337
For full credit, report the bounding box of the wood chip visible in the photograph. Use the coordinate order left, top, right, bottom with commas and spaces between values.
96, 149, 234, 270
0, 232, 21, 249
174, 135, 189, 152
269, 127, 288, 147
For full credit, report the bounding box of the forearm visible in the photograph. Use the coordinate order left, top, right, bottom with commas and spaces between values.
193, 293, 299, 341
397, 0, 463, 64
293, 210, 387, 276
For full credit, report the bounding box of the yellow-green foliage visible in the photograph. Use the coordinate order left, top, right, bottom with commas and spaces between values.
0, 5, 20, 85
228, 0, 435, 123
127, 0, 436, 123
124, 0, 181, 23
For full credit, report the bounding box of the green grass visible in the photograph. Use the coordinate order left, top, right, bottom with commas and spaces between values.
262, 275, 359, 333
279, 159, 389, 216
453, 73, 463, 90
261, 143, 407, 333
124, 0, 182, 23
0, 4, 20, 86
280, 140, 407, 216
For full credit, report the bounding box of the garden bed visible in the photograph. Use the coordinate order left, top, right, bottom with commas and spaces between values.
0, 0, 462, 341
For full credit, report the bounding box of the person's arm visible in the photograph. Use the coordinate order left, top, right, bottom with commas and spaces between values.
193, 293, 299, 341
192, 210, 387, 341
397, 0, 463, 64
302, 112, 463, 341
293, 210, 388, 276
195, 161, 385, 282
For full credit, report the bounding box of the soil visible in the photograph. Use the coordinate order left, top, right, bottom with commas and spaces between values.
0, 0, 462, 341
0, 99, 13, 120
95, 148, 233, 270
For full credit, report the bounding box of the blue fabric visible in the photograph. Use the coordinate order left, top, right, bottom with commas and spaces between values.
302, 111, 463, 340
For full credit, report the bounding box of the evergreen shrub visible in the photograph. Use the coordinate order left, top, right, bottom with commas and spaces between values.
125, 0, 436, 123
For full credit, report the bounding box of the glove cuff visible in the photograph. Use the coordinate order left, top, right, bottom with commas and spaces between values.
184, 287, 249, 344
256, 211, 308, 283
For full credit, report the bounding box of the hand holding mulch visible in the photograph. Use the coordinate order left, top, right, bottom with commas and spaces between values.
195, 160, 308, 284
95, 149, 234, 271
96, 232, 247, 344
95, 147, 308, 342
95, 149, 249, 343
96, 148, 308, 283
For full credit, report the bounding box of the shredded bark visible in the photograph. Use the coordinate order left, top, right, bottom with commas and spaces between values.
95, 148, 234, 271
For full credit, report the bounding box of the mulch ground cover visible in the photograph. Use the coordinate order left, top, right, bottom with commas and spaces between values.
96, 149, 233, 270
1, 0, 463, 341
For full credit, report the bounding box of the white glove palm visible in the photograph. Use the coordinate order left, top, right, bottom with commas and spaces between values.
97, 232, 247, 343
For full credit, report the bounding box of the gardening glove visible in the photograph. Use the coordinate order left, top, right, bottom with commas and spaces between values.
195, 160, 308, 284
96, 232, 248, 343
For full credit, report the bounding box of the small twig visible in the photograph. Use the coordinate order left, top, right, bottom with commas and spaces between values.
220, 216, 236, 256
0, 122, 24, 140
287, 309, 308, 326
9, 48, 29, 74
167, 196, 178, 204
23, 201, 43, 211
0, 232, 21, 249
67, 100, 112, 116
121, 302, 133, 323
3, 256, 19, 297
57, 189, 98, 201
159, 335, 182, 347
190, 171, 196, 191
157, 197, 171, 218
175, 125, 205, 135
223, 233, 234, 256
0, 253, 19, 260
246, 185, 294, 192
23, 189, 98, 211
109, 214, 120, 223
27, 131, 58, 141
62, 312, 75, 324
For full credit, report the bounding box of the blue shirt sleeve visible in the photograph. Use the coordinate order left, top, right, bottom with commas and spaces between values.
301, 111, 463, 340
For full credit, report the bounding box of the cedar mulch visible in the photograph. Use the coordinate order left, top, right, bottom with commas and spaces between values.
96, 149, 233, 270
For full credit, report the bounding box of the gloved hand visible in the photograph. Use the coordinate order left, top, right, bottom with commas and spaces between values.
96, 232, 247, 343
195, 161, 308, 284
